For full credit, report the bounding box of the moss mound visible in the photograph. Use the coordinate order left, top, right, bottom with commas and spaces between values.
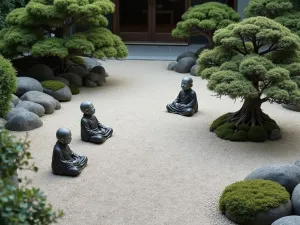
210, 113, 230, 131
70, 84, 80, 95
70, 56, 84, 65
248, 126, 268, 142
41, 80, 65, 91
219, 180, 290, 223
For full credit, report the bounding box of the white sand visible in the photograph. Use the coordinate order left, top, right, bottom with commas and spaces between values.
15, 60, 300, 225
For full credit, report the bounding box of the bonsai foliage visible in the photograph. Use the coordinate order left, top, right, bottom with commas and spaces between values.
172, 2, 240, 46
0, 129, 63, 224
0, 0, 128, 70
219, 180, 290, 223
197, 17, 300, 142
0, 55, 17, 117
245, 0, 300, 36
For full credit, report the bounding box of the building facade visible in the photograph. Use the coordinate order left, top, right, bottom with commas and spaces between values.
107, 0, 249, 44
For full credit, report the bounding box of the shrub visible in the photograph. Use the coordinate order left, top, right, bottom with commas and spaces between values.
0, 55, 17, 117
41, 80, 65, 91
248, 126, 268, 142
219, 179, 290, 222
70, 84, 80, 95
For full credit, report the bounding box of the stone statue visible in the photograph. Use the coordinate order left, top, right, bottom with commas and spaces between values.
80, 101, 113, 144
52, 128, 88, 177
166, 76, 198, 116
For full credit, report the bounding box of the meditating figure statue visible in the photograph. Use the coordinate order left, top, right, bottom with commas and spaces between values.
166, 76, 198, 116
52, 128, 88, 177
80, 101, 113, 144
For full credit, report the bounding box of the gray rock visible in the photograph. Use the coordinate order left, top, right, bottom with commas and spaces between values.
292, 184, 300, 215
226, 201, 292, 225
67, 66, 88, 78
270, 129, 282, 141
20, 91, 57, 114
55, 100, 61, 110
90, 66, 108, 77
167, 62, 177, 71
9, 102, 14, 109
15, 77, 43, 97
295, 160, 300, 167
272, 216, 300, 225
245, 164, 300, 194
58, 73, 83, 87
174, 57, 197, 73
176, 51, 195, 62
51, 77, 70, 86
26, 64, 54, 82
84, 72, 106, 87
43, 86, 72, 102
83, 79, 97, 87
16, 101, 45, 117
5, 111, 43, 131
190, 64, 198, 76
11, 94, 20, 106
82, 57, 102, 71
4, 108, 29, 120
282, 103, 300, 112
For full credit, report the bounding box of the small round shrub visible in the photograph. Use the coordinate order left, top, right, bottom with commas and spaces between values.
70, 84, 80, 95
0, 56, 17, 117
248, 126, 268, 142
216, 122, 235, 139
70, 56, 84, 65
219, 180, 290, 223
41, 80, 65, 91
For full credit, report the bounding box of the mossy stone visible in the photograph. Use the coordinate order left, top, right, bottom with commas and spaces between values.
70, 56, 84, 65
248, 126, 268, 142
215, 122, 235, 139
210, 113, 230, 131
41, 80, 65, 91
70, 84, 80, 95
219, 180, 290, 224
262, 121, 280, 135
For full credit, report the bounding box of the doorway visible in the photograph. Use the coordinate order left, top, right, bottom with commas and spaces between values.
114, 0, 188, 43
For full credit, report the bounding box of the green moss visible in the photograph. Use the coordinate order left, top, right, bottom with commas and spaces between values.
210, 113, 230, 131
248, 126, 268, 142
238, 124, 250, 131
70, 56, 84, 65
41, 80, 65, 91
215, 122, 235, 139
229, 130, 248, 142
219, 180, 290, 223
70, 84, 80, 95
262, 121, 280, 135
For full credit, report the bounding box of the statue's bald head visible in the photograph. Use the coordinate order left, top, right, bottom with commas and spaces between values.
80, 101, 95, 115
181, 76, 193, 90
56, 128, 72, 144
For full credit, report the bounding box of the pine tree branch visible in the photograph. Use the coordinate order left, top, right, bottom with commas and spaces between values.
259, 42, 278, 56
259, 81, 271, 96
239, 34, 248, 54
234, 47, 246, 55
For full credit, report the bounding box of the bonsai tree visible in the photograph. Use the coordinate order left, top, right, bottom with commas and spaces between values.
172, 2, 240, 48
197, 17, 300, 142
0, 0, 128, 71
0, 55, 17, 117
245, 0, 300, 36
0, 129, 63, 224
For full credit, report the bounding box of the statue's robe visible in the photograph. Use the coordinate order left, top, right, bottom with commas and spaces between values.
51, 142, 88, 176
166, 89, 198, 116
81, 114, 113, 144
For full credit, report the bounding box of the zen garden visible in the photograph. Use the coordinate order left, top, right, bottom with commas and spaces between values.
3, 0, 300, 225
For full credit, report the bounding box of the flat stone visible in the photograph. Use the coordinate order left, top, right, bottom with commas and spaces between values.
11, 94, 20, 106
43, 86, 72, 102
15, 77, 43, 97
174, 57, 197, 73
176, 51, 195, 62
5, 111, 43, 131
16, 101, 45, 117
272, 216, 300, 225
292, 184, 300, 215
282, 103, 300, 112
167, 62, 177, 71
4, 108, 29, 120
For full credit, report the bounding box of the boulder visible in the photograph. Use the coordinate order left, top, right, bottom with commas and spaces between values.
292, 184, 300, 215
167, 62, 177, 71
51, 77, 70, 86
294, 160, 300, 167
84, 72, 105, 87
190, 64, 198, 76
245, 165, 300, 194
272, 216, 300, 225
82, 57, 102, 71
26, 64, 54, 82
4, 108, 29, 120
5, 111, 43, 131
55, 100, 61, 110
15, 77, 43, 97
83, 79, 97, 87
270, 129, 282, 141
43, 86, 72, 102
11, 94, 20, 106
174, 57, 197, 73
16, 101, 45, 117
58, 73, 82, 87
282, 103, 300, 112
90, 66, 108, 77
9, 102, 14, 109
176, 51, 195, 62
67, 66, 88, 78
20, 91, 57, 114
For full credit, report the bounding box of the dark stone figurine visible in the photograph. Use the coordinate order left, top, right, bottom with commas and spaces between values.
80, 101, 113, 144
52, 128, 88, 177
166, 77, 198, 116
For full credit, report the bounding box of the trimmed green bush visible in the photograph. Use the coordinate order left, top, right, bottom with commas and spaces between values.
210, 113, 230, 131
70, 56, 85, 65
41, 80, 65, 91
219, 180, 290, 223
248, 126, 268, 142
70, 84, 80, 95
0, 55, 17, 117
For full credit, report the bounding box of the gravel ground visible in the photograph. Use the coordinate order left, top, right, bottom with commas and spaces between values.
12, 60, 300, 225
